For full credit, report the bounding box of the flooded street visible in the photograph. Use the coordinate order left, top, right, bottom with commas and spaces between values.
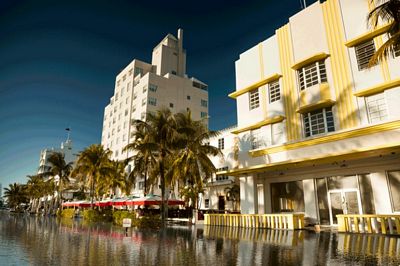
1, 211, 400, 265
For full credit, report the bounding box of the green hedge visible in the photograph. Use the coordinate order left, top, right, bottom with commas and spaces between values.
59, 209, 75, 219
82, 208, 113, 222
133, 214, 162, 229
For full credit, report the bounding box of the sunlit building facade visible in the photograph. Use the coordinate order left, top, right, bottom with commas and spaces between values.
101, 29, 208, 194
224, 0, 400, 225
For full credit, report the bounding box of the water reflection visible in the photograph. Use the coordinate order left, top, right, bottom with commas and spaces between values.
1, 211, 400, 265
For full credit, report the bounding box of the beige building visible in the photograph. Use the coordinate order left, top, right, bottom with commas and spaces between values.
101, 29, 208, 194
223, 0, 400, 226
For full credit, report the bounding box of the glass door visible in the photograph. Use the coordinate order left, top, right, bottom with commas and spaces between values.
328, 189, 362, 225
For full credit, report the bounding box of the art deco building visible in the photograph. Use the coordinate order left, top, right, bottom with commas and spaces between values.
222, 0, 400, 226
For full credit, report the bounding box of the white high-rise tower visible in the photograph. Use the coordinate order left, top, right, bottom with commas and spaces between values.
101, 29, 209, 164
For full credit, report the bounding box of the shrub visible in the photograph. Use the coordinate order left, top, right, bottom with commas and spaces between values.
82, 209, 101, 222
133, 214, 162, 229
59, 208, 75, 219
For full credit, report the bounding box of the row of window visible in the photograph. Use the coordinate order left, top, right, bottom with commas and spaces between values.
116, 67, 144, 87
249, 91, 388, 148
248, 38, 399, 111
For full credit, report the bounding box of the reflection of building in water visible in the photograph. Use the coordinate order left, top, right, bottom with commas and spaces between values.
337, 233, 400, 263
203, 226, 304, 246
219, 0, 400, 226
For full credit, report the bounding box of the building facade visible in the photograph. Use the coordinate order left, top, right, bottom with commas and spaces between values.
224, 0, 400, 226
101, 29, 208, 194
200, 126, 239, 212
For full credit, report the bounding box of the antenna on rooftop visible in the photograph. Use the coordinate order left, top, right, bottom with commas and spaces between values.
300, 0, 307, 9
65, 127, 71, 141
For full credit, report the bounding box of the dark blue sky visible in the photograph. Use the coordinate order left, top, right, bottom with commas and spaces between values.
0, 0, 313, 187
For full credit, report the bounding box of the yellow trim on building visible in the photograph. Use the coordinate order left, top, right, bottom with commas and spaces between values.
258, 43, 268, 119
299, 83, 332, 110
291, 52, 330, 70
344, 23, 392, 47
228, 73, 281, 99
231, 116, 285, 134
277, 25, 300, 141
354, 78, 400, 97
220, 141, 400, 176
249, 120, 400, 157
296, 99, 336, 114
322, 0, 357, 129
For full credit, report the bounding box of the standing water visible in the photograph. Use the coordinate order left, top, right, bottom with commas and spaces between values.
1, 211, 400, 265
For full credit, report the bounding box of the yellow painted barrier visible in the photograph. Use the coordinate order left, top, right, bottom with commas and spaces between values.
204, 213, 305, 230
337, 214, 400, 235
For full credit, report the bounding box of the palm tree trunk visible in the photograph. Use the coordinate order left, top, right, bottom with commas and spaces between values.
144, 158, 148, 196
90, 175, 95, 209
160, 160, 166, 225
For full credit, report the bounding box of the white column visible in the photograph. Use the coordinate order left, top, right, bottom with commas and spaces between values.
240, 174, 257, 214
370, 172, 392, 214
303, 179, 318, 225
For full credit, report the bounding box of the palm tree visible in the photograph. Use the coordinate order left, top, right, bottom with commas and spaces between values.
26, 175, 55, 213
224, 184, 240, 212
128, 108, 179, 224
3, 183, 28, 211
368, 0, 400, 65
97, 160, 128, 198
124, 119, 157, 196
71, 144, 112, 207
171, 111, 221, 209
47, 152, 73, 208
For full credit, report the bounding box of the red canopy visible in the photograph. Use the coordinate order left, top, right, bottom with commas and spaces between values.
128, 195, 184, 206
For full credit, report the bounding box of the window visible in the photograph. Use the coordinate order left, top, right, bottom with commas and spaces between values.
201, 99, 208, 107
126, 97, 129, 104
128, 69, 133, 76
143, 85, 147, 93
122, 75, 126, 81
125, 109, 128, 116
142, 98, 146, 106
133, 93, 137, 100
303, 107, 335, 137
218, 138, 224, 150
148, 97, 157, 106
366, 92, 388, 123
169, 103, 174, 108
138, 181, 144, 190
249, 89, 260, 110
394, 44, 400, 57
251, 128, 269, 150
149, 84, 157, 92
127, 82, 131, 91
355, 39, 376, 70
298, 60, 327, 90
134, 67, 143, 77
187, 95, 191, 100
388, 171, 400, 212
141, 112, 146, 120
216, 167, 229, 181
171, 70, 177, 75
205, 199, 209, 208
201, 112, 208, 118
269, 80, 281, 103
115, 92, 119, 100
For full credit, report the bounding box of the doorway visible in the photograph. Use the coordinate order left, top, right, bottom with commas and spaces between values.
218, 196, 225, 211
327, 189, 362, 225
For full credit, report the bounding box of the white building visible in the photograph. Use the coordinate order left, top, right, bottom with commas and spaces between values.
101, 29, 208, 194
200, 125, 239, 212
223, 0, 400, 226
38, 137, 74, 176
